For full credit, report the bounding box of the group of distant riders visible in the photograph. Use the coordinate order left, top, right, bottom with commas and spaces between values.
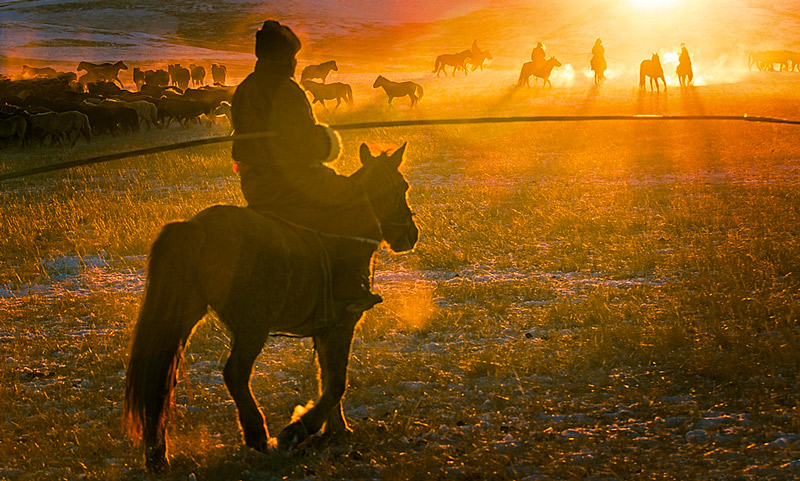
530, 38, 694, 88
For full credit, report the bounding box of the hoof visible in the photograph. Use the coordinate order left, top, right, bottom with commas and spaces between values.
323, 423, 353, 437
245, 437, 270, 453
277, 421, 310, 452
145, 444, 168, 473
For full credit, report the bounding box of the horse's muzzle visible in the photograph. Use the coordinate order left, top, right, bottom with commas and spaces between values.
390, 223, 419, 253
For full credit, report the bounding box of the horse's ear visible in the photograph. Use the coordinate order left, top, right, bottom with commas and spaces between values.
359, 143, 374, 165
388, 142, 407, 169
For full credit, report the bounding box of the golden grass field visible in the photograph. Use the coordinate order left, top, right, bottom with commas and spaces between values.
2, 70, 800, 480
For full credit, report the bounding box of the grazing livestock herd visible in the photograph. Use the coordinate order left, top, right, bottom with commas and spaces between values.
1, 62, 234, 149
3, 45, 800, 149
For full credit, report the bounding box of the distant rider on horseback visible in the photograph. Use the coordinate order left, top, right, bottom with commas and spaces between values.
590, 38, 607, 84
531, 42, 546, 70
231, 20, 383, 314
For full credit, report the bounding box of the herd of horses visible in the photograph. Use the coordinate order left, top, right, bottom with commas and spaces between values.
6, 45, 798, 145
433, 48, 493, 76
300, 60, 354, 109
299, 46, 490, 109
296, 59, 426, 108
748, 49, 800, 72
1, 61, 234, 148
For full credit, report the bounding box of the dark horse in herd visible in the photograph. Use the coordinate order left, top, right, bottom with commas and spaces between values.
124, 143, 419, 471
517, 57, 562, 88
639, 53, 666, 92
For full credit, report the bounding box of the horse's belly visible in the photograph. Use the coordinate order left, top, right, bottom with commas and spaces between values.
195, 206, 330, 336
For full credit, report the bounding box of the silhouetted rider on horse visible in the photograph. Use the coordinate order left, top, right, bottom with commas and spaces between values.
231, 20, 383, 314
590, 38, 607, 84
531, 42, 546, 70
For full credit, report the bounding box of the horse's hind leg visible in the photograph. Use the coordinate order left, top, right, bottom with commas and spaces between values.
317, 317, 361, 435
277, 315, 359, 451
223, 331, 270, 451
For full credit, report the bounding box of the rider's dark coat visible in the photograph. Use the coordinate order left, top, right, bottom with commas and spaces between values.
231, 60, 381, 241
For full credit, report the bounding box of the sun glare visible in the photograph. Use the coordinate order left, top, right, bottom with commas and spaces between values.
630, 0, 679, 9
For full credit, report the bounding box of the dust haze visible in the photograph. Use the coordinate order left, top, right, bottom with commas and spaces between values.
1, 0, 799, 87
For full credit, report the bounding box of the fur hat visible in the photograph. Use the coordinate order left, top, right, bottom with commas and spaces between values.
255, 21, 301, 60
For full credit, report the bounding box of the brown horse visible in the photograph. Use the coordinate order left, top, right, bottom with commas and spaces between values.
433, 50, 473, 76
132, 68, 146, 91
468, 49, 493, 71
189, 64, 206, 87
0, 115, 27, 147
21, 65, 58, 79
77, 61, 128, 88
28, 111, 91, 146
168, 64, 191, 91
373, 76, 424, 106
639, 54, 666, 92
302, 79, 354, 108
517, 57, 562, 87
677, 59, 693, 87
301, 60, 338, 83
590, 54, 607, 85
748, 50, 792, 72
124, 143, 419, 472
211, 63, 227, 85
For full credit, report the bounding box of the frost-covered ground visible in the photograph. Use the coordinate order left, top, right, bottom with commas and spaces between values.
3, 240, 800, 479
3, 131, 800, 478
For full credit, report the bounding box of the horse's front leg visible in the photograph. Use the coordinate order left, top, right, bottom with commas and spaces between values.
224, 333, 270, 452
277, 315, 360, 451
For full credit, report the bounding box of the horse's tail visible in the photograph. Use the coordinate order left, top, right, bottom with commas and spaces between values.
415, 83, 424, 100
124, 219, 207, 449
344, 84, 354, 105
433, 56, 441, 73
82, 116, 92, 143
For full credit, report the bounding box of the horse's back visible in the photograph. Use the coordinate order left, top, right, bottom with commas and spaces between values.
188, 206, 327, 324
191, 205, 307, 252
301, 61, 335, 81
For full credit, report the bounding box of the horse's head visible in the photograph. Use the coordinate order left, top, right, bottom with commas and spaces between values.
652, 53, 660, 63
355, 142, 419, 253
117, 61, 129, 70
330, 61, 338, 71
372, 76, 384, 88
550, 57, 562, 68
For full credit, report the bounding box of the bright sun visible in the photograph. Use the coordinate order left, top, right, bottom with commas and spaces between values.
630, 0, 679, 8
